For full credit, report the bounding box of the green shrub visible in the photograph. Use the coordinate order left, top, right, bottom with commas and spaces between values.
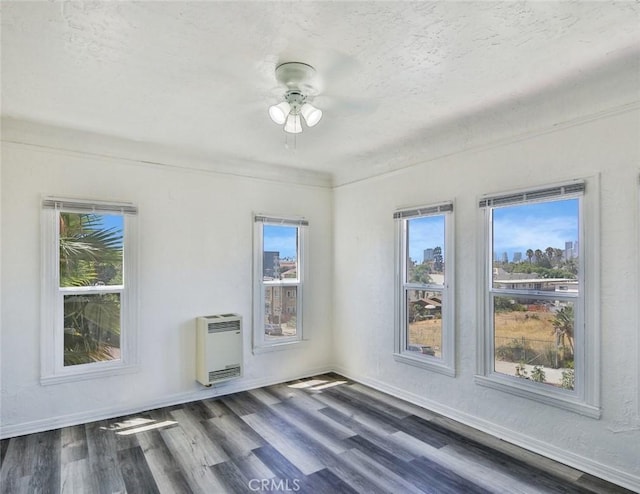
561, 360, 575, 390
530, 366, 546, 383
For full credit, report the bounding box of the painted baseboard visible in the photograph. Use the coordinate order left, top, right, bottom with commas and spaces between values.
332, 365, 640, 493
0, 365, 333, 440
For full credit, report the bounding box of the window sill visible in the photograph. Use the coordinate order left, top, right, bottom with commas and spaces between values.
41, 363, 139, 386
252, 339, 308, 355
474, 374, 601, 419
393, 352, 456, 377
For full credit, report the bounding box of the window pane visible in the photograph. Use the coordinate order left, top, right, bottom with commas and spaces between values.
59, 213, 124, 288
63, 293, 121, 366
264, 285, 297, 339
406, 289, 442, 358
407, 215, 445, 286
263, 225, 298, 281
493, 296, 575, 390
492, 199, 579, 291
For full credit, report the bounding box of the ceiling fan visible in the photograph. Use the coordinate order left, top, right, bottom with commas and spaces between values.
268, 62, 323, 134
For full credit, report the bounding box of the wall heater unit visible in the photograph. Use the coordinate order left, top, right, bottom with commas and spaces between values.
196, 313, 243, 386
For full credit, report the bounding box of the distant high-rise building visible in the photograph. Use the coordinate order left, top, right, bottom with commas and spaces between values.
564, 241, 573, 260
513, 252, 522, 262
423, 248, 434, 262
263, 251, 280, 279
573, 240, 579, 258
501, 252, 508, 263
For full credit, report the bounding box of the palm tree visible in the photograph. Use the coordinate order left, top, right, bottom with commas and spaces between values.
551, 305, 575, 366
59, 213, 122, 286
545, 247, 555, 267
60, 213, 123, 365
432, 246, 443, 272
526, 249, 534, 264
534, 249, 543, 265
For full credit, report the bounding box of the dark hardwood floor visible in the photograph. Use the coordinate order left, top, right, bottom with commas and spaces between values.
0, 373, 635, 494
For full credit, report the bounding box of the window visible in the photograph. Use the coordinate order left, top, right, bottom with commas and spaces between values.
253, 215, 307, 351
476, 180, 601, 417
394, 202, 455, 376
41, 198, 138, 384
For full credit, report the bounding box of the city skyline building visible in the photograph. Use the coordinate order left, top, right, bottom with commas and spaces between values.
564, 240, 579, 260
263, 251, 280, 279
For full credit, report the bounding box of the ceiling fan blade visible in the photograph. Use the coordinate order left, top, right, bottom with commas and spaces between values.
314, 94, 379, 115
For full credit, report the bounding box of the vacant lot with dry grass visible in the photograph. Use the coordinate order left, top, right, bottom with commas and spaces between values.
409, 310, 571, 385
494, 310, 555, 340
408, 319, 442, 356
409, 310, 557, 356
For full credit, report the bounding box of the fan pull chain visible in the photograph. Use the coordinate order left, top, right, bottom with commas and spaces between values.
284, 132, 297, 151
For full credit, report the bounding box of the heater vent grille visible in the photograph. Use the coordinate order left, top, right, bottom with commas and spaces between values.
195, 314, 243, 385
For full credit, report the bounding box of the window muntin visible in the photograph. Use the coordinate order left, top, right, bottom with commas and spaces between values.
489, 197, 580, 391
254, 216, 306, 350
394, 203, 454, 375
42, 199, 137, 383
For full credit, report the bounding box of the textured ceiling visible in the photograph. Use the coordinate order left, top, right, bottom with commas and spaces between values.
2, 1, 639, 185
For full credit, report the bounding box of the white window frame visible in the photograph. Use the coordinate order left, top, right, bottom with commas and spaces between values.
253, 214, 307, 353
41, 197, 139, 384
475, 179, 601, 418
393, 202, 455, 376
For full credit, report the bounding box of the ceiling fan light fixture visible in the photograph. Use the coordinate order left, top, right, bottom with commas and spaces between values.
269, 101, 291, 125
300, 103, 322, 127
284, 113, 302, 134
268, 62, 322, 135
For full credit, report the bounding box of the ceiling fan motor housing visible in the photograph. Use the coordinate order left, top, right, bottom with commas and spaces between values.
275, 62, 319, 96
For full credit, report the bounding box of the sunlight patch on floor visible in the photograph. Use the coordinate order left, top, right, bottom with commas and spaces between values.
288, 379, 328, 389
115, 420, 177, 435
288, 378, 348, 391
101, 417, 155, 431
310, 380, 348, 391
101, 417, 177, 435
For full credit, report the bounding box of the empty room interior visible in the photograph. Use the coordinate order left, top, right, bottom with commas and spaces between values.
1, 1, 639, 493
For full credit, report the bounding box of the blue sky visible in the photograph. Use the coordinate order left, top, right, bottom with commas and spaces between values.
98, 214, 124, 232
493, 198, 578, 260
264, 225, 298, 259
408, 215, 445, 263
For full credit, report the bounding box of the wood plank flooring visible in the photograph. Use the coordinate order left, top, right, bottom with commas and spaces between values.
0, 373, 635, 494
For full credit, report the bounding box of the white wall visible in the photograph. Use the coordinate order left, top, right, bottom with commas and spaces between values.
0, 137, 333, 435
332, 108, 640, 489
